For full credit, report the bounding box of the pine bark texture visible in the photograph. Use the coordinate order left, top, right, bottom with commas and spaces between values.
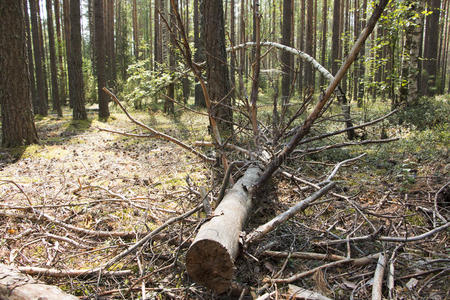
305, 0, 314, 87
202, 0, 233, 136
46, 0, 62, 116
29, 0, 48, 116
331, 0, 341, 75
95, 0, 109, 119
69, 0, 87, 120
423, 0, 441, 95
24, 0, 37, 110
54, 0, 67, 104
193, 0, 205, 106
281, 0, 294, 103
186, 167, 262, 294
0, 0, 39, 147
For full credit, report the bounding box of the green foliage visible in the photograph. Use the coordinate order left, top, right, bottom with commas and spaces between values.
397, 95, 450, 130
82, 58, 97, 103
120, 59, 190, 110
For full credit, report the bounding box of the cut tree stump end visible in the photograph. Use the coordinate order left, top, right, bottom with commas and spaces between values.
186, 239, 234, 294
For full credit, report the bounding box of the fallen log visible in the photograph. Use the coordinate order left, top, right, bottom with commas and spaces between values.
0, 263, 78, 300
186, 166, 262, 293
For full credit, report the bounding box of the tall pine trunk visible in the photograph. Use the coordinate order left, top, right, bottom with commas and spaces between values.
0, 0, 39, 147
202, 0, 233, 137
46, 0, 62, 116
69, 0, 87, 120
24, 0, 37, 110
281, 0, 293, 104
29, 0, 48, 116
95, 0, 109, 119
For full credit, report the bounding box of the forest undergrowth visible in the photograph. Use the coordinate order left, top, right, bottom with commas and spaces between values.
0, 95, 449, 299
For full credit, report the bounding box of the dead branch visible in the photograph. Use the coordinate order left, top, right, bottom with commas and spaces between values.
17, 266, 131, 277
103, 204, 203, 270
0, 210, 137, 238
269, 253, 380, 284
371, 254, 386, 300
246, 182, 336, 244
0, 263, 78, 300
103, 88, 215, 164
316, 222, 450, 246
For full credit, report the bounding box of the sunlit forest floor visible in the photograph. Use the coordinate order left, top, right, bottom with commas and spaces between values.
0, 94, 449, 299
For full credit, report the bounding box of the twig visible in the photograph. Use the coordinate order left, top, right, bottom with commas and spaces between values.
18, 266, 131, 277
44, 233, 92, 249
371, 254, 386, 300
103, 204, 203, 270
316, 222, 449, 245
322, 153, 366, 183
269, 253, 380, 284
245, 182, 335, 244
0, 210, 138, 238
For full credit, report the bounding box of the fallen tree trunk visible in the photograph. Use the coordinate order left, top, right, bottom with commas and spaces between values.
0, 264, 78, 300
186, 166, 262, 293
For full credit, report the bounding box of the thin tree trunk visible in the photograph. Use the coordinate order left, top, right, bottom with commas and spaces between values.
37, 2, 49, 110
69, 0, 87, 120
423, 0, 441, 96
24, 0, 37, 111
331, 0, 341, 75
353, 0, 359, 102
29, 0, 48, 116
46, 0, 62, 116
230, 0, 236, 91
193, 0, 205, 106
132, 0, 139, 60
357, 0, 367, 106
305, 0, 314, 87
54, 0, 66, 105
165, 0, 176, 114
63, 0, 72, 107
320, 0, 328, 88
281, 0, 293, 104
95, 0, 109, 119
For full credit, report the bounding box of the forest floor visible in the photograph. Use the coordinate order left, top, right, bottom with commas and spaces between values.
0, 96, 449, 299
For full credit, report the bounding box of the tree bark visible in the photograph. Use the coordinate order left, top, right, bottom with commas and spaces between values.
69, 0, 87, 120
29, 0, 48, 116
422, 0, 441, 96
305, 0, 314, 87
320, 0, 328, 88
331, 0, 341, 76
24, 0, 38, 111
54, 0, 67, 105
132, 0, 139, 60
63, 0, 73, 107
281, 0, 294, 104
186, 166, 262, 294
0, 0, 39, 147
165, 0, 176, 114
193, 0, 205, 106
0, 263, 78, 300
95, 0, 109, 119
202, 0, 233, 137
46, 0, 62, 117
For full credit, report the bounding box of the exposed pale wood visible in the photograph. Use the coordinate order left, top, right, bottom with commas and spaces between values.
0, 263, 78, 300
186, 167, 262, 293
371, 254, 386, 300
245, 182, 335, 244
